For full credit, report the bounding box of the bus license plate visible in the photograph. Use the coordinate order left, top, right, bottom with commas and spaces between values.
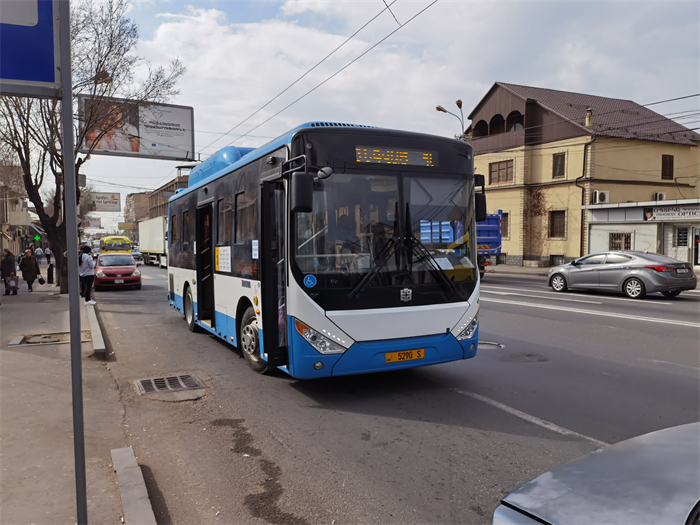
114, 279, 124, 284
385, 349, 424, 363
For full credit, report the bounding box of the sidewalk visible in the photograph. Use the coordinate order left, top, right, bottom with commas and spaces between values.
0, 280, 126, 524
486, 264, 552, 277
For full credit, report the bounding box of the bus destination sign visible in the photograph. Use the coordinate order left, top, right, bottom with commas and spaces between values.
356, 146, 437, 167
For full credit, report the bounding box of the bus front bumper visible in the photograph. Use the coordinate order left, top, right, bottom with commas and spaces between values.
289, 322, 479, 379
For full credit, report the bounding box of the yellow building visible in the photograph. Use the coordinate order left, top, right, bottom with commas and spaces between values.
465, 82, 700, 266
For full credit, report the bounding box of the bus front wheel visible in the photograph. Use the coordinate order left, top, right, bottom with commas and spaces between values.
185, 287, 201, 332
239, 307, 268, 374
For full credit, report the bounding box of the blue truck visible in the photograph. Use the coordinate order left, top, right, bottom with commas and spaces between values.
477, 210, 503, 280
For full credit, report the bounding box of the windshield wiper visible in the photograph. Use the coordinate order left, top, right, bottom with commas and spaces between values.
405, 203, 457, 296
347, 237, 400, 302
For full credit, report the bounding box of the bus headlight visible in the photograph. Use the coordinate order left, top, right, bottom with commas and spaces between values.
295, 319, 347, 355
455, 311, 479, 341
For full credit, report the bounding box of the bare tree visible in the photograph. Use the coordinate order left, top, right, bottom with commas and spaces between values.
0, 0, 185, 292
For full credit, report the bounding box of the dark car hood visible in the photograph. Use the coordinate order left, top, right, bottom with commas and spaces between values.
502, 422, 700, 525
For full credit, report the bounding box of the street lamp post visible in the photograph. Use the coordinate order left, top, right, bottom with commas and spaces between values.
436, 99, 466, 137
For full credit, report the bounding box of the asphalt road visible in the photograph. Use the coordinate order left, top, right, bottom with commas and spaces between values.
94, 266, 700, 525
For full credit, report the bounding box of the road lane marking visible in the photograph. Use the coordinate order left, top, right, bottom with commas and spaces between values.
481, 297, 700, 328
646, 359, 700, 371
482, 290, 602, 304
158, 274, 167, 278
141, 275, 153, 280
482, 285, 673, 305
455, 390, 609, 448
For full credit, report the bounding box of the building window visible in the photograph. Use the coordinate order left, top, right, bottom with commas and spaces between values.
506, 111, 524, 131
674, 227, 689, 247
489, 114, 505, 135
473, 120, 488, 137
235, 192, 256, 243
552, 153, 566, 179
489, 160, 514, 184
501, 212, 509, 238
609, 232, 632, 251
217, 197, 233, 245
661, 155, 674, 180
548, 210, 566, 238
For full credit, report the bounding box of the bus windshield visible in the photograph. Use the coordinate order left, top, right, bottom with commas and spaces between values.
293, 171, 477, 303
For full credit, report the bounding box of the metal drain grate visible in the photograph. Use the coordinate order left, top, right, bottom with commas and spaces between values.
136, 374, 204, 395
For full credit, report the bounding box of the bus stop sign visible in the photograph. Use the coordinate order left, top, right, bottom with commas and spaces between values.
0, 0, 61, 99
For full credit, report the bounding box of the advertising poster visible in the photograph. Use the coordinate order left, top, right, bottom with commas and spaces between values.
88, 192, 121, 212
78, 95, 195, 161
84, 217, 102, 228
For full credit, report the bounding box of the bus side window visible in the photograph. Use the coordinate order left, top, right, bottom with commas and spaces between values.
217, 197, 233, 245
235, 192, 256, 244
170, 214, 179, 246
182, 210, 191, 253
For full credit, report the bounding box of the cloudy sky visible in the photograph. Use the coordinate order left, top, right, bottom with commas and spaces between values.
83, 0, 699, 232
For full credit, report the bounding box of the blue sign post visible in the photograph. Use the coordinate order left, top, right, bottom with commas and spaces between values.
0, 0, 61, 98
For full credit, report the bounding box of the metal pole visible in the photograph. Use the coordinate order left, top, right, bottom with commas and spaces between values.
58, 1, 88, 523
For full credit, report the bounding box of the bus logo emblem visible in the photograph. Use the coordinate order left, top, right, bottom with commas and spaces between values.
400, 288, 412, 302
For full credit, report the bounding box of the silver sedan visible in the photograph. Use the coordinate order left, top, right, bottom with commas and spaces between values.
548, 251, 697, 299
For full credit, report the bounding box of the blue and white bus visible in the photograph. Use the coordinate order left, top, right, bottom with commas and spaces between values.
167, 122, 486, 379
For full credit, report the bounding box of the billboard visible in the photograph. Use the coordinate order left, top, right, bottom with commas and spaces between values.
78, 96, 195, 160
84, 217, 102, 228
118, 222, 134, 231
0, 0, 62, 98
88, 192, 121, 212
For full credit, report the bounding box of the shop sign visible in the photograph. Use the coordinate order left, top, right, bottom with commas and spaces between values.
643, 205, 700, 221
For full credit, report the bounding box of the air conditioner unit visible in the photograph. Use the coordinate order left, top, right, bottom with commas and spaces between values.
593, 190, 609, 204
654, 192, 666, 201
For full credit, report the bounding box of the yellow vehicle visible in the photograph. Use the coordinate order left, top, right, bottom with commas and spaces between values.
99, 235, 132, 254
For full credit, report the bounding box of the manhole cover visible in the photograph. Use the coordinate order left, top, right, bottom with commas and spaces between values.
23, 330, 92, 344
135, 374, 204, 395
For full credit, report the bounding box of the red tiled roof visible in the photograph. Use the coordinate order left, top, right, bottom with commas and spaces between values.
495, 82, 700, 146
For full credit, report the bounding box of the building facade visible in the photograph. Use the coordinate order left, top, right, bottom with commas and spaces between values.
465, 82, 700, 266
148, 175, 188, 220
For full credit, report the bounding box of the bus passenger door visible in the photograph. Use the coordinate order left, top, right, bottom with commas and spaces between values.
260, 181, 288, 368
196, 203, 215, 328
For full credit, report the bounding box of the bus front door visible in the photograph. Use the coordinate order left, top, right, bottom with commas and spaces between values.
260, 181, 288, 368
196, 203, 215, 328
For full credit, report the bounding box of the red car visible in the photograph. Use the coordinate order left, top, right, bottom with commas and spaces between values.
95, 253, 142, 290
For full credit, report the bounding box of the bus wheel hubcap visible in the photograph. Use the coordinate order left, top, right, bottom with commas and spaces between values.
242, 322, 259, 358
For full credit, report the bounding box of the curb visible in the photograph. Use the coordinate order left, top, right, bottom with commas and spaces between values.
86, 304, 106, 356
111, 447, 157, 525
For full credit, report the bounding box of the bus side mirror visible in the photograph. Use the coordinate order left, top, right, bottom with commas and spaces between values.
290, 172, 314, 213
475, 193, 487, 222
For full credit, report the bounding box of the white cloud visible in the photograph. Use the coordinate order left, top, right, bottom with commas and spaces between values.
84, 0, 698, 211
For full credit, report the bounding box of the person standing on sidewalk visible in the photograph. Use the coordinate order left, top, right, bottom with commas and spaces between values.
79, 245, 96, 305
1, 249, 17, 295
35, 246, 43, 264
45, 246, 52, 265
19, 249, 40, 292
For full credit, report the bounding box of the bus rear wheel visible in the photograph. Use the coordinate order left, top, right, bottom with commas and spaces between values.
239, 307, 268, 374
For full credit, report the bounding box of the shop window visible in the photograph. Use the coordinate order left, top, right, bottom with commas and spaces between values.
502, 212, 509, 238
609, 232, 631, 251
661, 155, 674, 180
674, 227, 688, 247
489, 160, 514, 184
548, 210, 566, 238
552, 153, 566, 178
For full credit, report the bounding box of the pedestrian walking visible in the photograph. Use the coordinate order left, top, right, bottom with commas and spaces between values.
79, 245, 96, 305
1, 249, 18, 296
35, 246, 43, 264
19, 249, 41, 292
45, 246, 52, 265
